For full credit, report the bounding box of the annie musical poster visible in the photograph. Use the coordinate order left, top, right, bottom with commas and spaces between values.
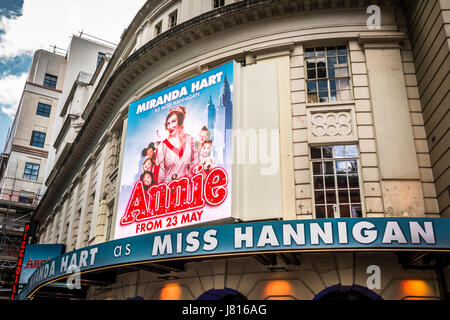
115, 61, 235, 239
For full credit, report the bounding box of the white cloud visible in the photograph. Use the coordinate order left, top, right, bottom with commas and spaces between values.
0, 0, 146, 120
0, 72, 27, 118
0, 0, 147, 58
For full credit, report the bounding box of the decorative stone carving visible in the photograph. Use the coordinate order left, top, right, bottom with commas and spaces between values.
311, 111, 352, 137
306, 104, 358, 143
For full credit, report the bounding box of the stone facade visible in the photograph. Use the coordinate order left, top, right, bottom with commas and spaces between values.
26, 0, 449, 300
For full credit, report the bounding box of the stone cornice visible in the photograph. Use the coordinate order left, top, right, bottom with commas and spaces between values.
11, 144, 48, 158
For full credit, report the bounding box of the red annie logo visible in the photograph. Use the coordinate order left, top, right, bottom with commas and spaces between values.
120, 165, 229, 226
25, 257, 51, 269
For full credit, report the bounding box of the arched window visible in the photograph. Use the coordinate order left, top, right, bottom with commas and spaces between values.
197, 288, 247, 301
314, 284, 382, 301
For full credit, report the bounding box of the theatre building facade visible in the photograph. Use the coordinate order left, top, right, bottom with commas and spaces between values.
15, 0, 450, 300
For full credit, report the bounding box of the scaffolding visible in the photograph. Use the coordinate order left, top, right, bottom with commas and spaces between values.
0, 187, 38, 299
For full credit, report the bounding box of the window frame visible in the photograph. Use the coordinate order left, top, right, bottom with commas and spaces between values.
213, 0, 225, 8
23, 162, 40, 181
43, 73, 57, 89
97, 52, 106, 66
30, 130, 46, 148
309, 144, 364, 219
36, 102, 51, 117
304, 45, 353, 104
154, 20, 162, 36
168, 10, 178, 29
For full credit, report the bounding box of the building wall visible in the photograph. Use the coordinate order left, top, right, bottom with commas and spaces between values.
27, 50, 66, 91
85, 253, 441, 300
34, 1, 442, 249
401, 0, 450, 217
0, 50, 65, 197
44, 36, 115, 189
23, 1, 448, 301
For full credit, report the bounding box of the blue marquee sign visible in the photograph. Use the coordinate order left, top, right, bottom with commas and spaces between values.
15, 218, 450, 300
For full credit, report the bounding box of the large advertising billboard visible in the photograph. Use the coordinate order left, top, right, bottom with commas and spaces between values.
115, 61, 235, 240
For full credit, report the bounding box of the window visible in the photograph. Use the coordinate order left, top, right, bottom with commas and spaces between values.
62, 222, 69, 246
106, 201, 114, 241
214, 0, 225, 8
168, 10, 177, 29
36, 102, 51, 117
114, 127, 123, 168
23, 162, 40, 181
155, 21, 162, 36
305, 45, 351, 103
30, 130, 46, 148
311, 145, 362, 218
43, 73, 57, 89
97, 52, 106, 66
18, 191, 34, 204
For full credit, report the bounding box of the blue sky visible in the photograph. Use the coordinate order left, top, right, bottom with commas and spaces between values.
0, 0, 146, 152
0, 0, 27, 149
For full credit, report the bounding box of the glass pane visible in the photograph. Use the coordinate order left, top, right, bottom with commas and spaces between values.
328, 68, 336, 78
337, 175, 348, 188
313, 176, 324, 189
324, 161, 334, 173
305, 48, 315, 57
350, 190, 361, 202
311, 147, 322, 159
351, 204, 362, 217
307, 81, 317, 93
315, 191, 325, 204
327, 57, 337, 68
307, 60, 316, 69
323, 147, 332, 159
340, 205, 350, 218
313, 162, 323, 174
316, 57, 326, 67
326, 190, 336, 204
325, 176, 335, 189
317, 68, 327, 78
316, 47, 325, 57
330, 91, 337, 101
318, 80, 328, 91
307, 69, 316, 79
329, 79, 337, 91
347, 160, 358, 173
345, 145, 358, 158
337, 90, 351, 101
327, 205, 336, 218
326, 46, 337, 56
334, 145, 345, 158
335, 161, 347, 174
337, 79, 350, 90
338, 55, 348, 65
348, 174, 359, 188
308, 93, 318, 103
339, 190, 349, 203
335, 67, 349, 77
318, 91, 329, 102
337, 45, 347, 55
316, 206, 326, 218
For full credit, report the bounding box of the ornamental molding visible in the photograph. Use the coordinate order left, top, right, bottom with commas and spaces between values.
306, 104, 358, 143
